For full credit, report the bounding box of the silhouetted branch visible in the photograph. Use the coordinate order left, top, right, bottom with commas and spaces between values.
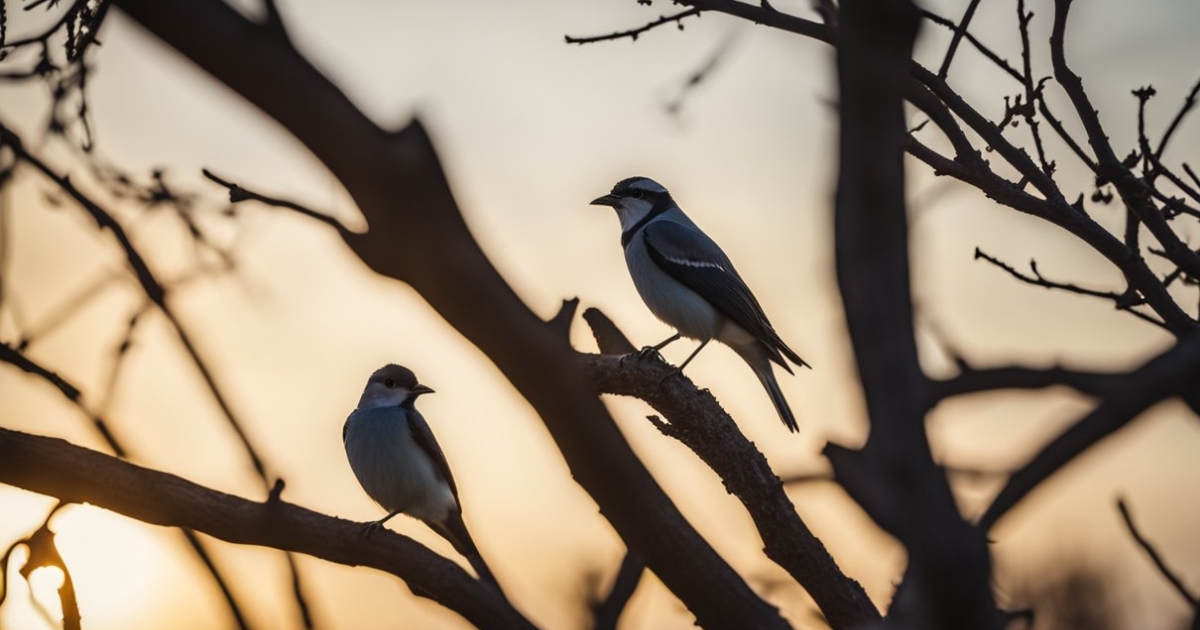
577, 307, 881, 629
1116, 497, 1198, 608
929, 363, 1125, 403
973, 248, 1168, 330
202, 168, 350, 235
0, 341, 81, 400
590, 551, 645, 630
564, 8, 702, 45
934, 0, 982, 79
920, 9, 1020, 81
114, 1, 788, 626
0, 428, 535, 630
0, 338, 263, 627
980, 329, 1200, 529
1155, 75, 1200, 160
831, 1, 1000, 627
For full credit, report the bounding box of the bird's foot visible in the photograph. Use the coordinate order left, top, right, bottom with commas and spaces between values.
359, 520, 386, 538
635, 345, 666, 363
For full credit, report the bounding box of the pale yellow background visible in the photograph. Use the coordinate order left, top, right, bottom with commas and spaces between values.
2, 0, 1199, 628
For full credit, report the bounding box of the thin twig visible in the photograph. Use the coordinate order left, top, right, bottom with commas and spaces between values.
1116, 497, 1199, 607
565, 9, 702, 45
935, 0, 983, 79
974, 248, 1169, 330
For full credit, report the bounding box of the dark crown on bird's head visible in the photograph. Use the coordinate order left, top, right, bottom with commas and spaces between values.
611, 176, 668, 198
368, 364, 419, 389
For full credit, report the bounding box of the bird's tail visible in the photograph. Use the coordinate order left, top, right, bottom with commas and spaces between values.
434, 512, 507, 598
734, 343, 799, 432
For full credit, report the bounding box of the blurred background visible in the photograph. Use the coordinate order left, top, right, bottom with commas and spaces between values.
1, 0, 1199, 628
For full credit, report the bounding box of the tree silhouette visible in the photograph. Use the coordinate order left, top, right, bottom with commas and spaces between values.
1, 0, 1197, 629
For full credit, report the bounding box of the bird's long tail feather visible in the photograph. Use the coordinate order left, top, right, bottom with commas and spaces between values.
434, 513, 507, 598
735, 343, 799, 432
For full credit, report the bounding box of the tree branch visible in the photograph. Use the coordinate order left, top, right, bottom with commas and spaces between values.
577, 307, 881, 630
0, 428, 535, 630
980, 329, 1200, 529
1116, 497, 1198, 608
564, 8, 702, 45
112, 1, 788, 626
832, 1, 1000, 626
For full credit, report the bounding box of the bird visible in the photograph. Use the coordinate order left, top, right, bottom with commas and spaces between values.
343, 363, 503, 593
591, 176, 809, 432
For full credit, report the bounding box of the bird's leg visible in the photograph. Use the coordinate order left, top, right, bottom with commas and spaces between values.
632, 333, 681, 363
360, 510, 401, 537
659, 339, 710, 386
677, 339, 710, 372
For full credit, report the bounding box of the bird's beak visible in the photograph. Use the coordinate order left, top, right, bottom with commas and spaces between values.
410, 384, 435, 397
590, 193, 620, 207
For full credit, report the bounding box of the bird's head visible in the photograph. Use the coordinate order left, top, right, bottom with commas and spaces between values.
590, 176, 676, 232
358, 363, 435, 409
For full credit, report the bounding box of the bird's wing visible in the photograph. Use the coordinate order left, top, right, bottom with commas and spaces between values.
407, 410, 460, 499
642, 220, 806, 368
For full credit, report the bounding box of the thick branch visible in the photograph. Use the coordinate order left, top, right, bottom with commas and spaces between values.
112, 1, 786, 626
980, 330, 1200, 529
0, 428, 534, 630
929, 363, 1125, 403
833, 1, 1000, 627
579, 308, 881, 630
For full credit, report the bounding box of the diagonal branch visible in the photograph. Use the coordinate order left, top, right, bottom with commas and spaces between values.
934, 0, 982, 79
0, 428, 536, 630
111, 1, 789, 626
973, 248, 1169, 330
1116, 497, 1199, 608
577, 306, 881, 630
980, 329, 1200, 529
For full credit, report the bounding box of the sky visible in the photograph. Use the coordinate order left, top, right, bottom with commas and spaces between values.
2, 0, 1200, 628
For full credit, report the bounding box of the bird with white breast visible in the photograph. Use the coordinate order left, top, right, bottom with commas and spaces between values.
342, 363, 503, 593
591, 176, 810, 432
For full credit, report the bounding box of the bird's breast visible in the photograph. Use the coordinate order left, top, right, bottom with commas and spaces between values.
625, 234, 721, 340
343, 408, 456, 521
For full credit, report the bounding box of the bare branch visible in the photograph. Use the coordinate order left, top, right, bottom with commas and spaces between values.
577, 308, 881, 629
590, 551, 645, 630
973, 248, 1169, 330
0, 428, 536, 630
202, 168, 350, 235
833, 0, 1000, 626
929, 363, 1126, 403
113, 1, 790, 625
920, 9, 1021, 82
1116, 497, 1199, 608
565, 8, 702, 45
980, 329, 1200, 529
1155, 74, 1200, 160
934, 0, 982, 79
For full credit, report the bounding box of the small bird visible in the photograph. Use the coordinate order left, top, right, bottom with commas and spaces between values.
591, 176, 809, 432
343, 364, 502, 592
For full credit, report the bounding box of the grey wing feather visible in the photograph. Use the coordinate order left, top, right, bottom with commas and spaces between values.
642, 221, 807, 369
407, 410, 460, 499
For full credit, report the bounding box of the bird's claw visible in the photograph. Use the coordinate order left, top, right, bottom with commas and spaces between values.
360, 520, 385, 538
636, 345, 666, 362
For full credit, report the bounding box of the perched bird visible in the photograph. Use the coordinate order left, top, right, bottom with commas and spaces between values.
591, 176, 810, 432
343, 364, 502, 592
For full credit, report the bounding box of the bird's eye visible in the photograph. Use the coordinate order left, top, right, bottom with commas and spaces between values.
384, 378, 396, 388
631, 190, 644, 199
